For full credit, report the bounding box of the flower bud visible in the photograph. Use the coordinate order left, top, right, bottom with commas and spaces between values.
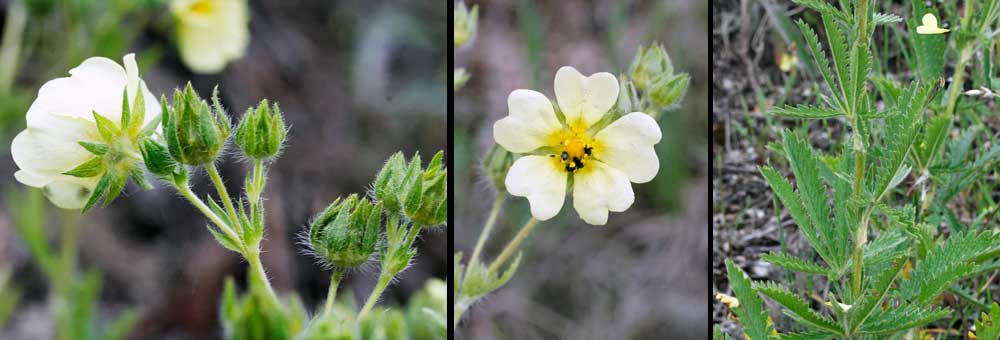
235, 99, 287, 160
454, 1, 478, 48
162, 83, 231, 165
307, 194, 382, 269
628, 42, 673, 92
403, 151, 447, 227
139, 137, 180, 179
373, 152, 408, 215
481, 144, 513, 192
648, 73, 690, 111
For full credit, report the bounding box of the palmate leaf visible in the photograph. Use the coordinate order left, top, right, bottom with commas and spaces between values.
755, 282, 843, 336
782, 132, 845, 267
723, 259, 778, 340
769, 104, 843, 119
821, 10, 849, 102
846, 38, 871, 117
973, 303, 1000, 340
870, 83, 927, 203
761, 252, 828, 275
912, 115, 952, 170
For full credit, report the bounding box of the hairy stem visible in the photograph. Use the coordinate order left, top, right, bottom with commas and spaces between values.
175, 182, 238, 241
469, 194, 504, 264
206, 163, 241, 234
323, 269, 344, 317
246, 250, 281, 308
358, 271, 393, 319
487, 218, 539, 274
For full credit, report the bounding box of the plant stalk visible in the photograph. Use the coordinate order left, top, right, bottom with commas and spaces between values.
358, 270, 393, 319
469, 194, 504, 264
487, 218, 539, 274
323, 269, 343, 316
246, 249, 281, 308
206, 163, 240, 232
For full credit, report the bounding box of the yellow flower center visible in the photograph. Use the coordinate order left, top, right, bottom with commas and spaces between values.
550, 134, 594, 173
190, 0, 214, 15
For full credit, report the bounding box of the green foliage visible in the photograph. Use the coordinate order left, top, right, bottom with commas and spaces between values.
721, 0, 1000, 338
973, 303, 1000, 340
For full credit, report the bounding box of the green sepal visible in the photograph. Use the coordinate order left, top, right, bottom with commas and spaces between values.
128, 168, 153, 190
92, 111, 119, 141
78, 141, 109, 156
62, 157, 105, 178
128, 87, 146, 136
82, 173, 112, 213
102, 171, 128, 207
120, 89, 131, 131
207, 223, 242, 254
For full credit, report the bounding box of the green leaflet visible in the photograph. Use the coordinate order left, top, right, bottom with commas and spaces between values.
723, 259, 778, 340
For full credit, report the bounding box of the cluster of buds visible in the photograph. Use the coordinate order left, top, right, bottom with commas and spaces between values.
374, 151, 448, 227
306, 194, 382, 269
628, 42, 690, 112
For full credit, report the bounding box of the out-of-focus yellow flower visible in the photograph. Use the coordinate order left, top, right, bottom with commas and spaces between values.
715, 292, 740, 309
778, 52, 797, 73
171, 0, 250, 74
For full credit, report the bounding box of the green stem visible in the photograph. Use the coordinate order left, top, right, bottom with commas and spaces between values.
54, 211, 79, 340
323, 269, 343, 316
0, 0, 26, 95
249, 159, 265, 204
358, 271, 393, 319
174, 182, 238, 241
246, 250, 281, 308
487, 218, 539, 274
205, 163, 240, 232
403, 223, 424, 251
469, 194, 504, 264
944, 48, 972, 118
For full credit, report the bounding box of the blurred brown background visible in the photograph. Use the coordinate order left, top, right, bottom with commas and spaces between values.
454, 0, 708, 339
0, 0, 446, 338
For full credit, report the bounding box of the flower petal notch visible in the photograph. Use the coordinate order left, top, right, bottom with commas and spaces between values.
493, 66, 662, 225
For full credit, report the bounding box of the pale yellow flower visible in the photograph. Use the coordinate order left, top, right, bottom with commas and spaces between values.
494, 66, 662, 225
11, 54, 160, 209
171, 0, 249, 74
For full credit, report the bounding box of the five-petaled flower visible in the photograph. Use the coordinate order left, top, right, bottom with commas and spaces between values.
11, 54, 160, 209
171, 0, 250, 74
493, 66, 662, 225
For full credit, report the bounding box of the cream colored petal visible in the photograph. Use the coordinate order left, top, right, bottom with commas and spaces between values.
41, 178, 97, 210
14, 169, 52, 187
123, 53, 139, 105
593, 112, 662, 183
572, 161, 634, 225
175, 0, 249, 74
11, 127, 95, 177
553, 66, 619, 129
493, 89, 562, 153
504, 155, 567, 221
26, 57, 126, 126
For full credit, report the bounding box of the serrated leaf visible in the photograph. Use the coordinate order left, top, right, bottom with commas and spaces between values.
908, 1, 947, 82
859, 305, 950, 334
62, 157, 105, 178
723, 260, 778, 340
759, 166, 836, 269
761, 252, 829, 275
755, 282, 844, 335
848, 257, 907, 332
974, 303, 1000, 340
771, 104, 844, 119
795, 19, 844, 111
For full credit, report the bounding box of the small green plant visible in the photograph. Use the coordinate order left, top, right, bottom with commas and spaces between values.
718, 0, 1000, 338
